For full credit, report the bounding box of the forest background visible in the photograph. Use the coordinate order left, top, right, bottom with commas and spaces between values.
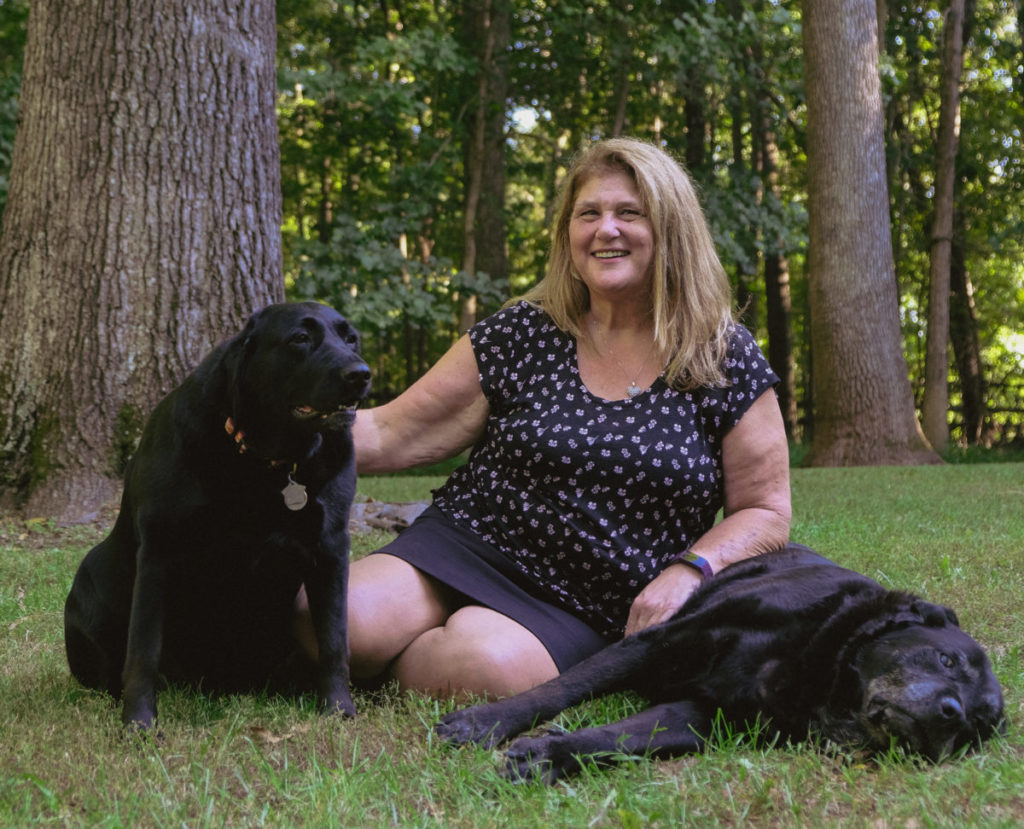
0, 0, 1022, 479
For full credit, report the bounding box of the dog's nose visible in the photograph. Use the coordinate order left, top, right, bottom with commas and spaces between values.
340, 361, 371, 396
937, 694, 964, 721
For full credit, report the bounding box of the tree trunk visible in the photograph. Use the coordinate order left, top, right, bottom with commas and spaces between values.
731, 95, 757, 332
758, 127, 798, 439
949, 231, 988, 445
743, 2, 798, 440
801, 0, 939, 466
0, 0, 283, 521
921, 0, 965, 453
764, 249, 797, 440
608, 35, 631, 137
459, 0, 509, 333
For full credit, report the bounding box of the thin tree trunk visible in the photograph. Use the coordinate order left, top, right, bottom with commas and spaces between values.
0, 0, 283, 521
609, 37, 631, 137
318, 156, 334, 244
949, 230, 987, 445
459, 0, 509, 333
922, 0, 965, 452
758, 122, 798, 438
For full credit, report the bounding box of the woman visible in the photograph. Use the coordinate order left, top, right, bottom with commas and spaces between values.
304, 137, 790, 700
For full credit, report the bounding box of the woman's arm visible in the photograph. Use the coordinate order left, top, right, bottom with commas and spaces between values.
624, 389, 792, 635
353, 335, 491, 474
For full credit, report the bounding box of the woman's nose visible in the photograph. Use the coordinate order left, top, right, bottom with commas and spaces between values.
596, 212, 621, 237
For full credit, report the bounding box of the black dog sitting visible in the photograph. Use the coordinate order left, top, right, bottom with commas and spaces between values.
64, 302, 369, 730
437, 544, 1005, 783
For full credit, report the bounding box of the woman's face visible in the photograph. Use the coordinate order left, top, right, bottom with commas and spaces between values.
568, 168, 654, 303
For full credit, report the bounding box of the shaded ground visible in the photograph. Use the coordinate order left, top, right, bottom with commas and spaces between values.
1, 495, 428, 553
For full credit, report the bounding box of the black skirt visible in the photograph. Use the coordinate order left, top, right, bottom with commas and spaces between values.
372, 505, 611, 673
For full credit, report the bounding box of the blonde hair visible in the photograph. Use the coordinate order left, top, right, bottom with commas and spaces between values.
518, 137, 735, 390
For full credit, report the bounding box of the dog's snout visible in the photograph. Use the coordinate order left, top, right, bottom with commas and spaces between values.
340, 361, 371, 397
343, 361, 370, 383
937, 694, 964, 721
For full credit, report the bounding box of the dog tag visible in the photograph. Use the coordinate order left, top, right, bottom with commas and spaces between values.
281, 474, 308, 511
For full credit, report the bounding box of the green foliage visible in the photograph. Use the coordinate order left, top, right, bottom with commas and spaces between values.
286, 211, 506, 398
0, 0, 29, 222
269, 0, 1023, 445
0, 0, 1019, 441
1, 463, 1022, 825
276, 0, 493, 395
884, 2, 1024, 445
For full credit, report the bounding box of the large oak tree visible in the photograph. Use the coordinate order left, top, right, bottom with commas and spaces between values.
0, 0, 284, 521
801, 0, 939, 466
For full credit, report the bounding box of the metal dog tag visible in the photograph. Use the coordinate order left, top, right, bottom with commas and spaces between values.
281, 474, 308, 511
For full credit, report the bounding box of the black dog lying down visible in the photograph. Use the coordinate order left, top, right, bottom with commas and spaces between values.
64, 302, 369, 730
437, 544, 1005, 783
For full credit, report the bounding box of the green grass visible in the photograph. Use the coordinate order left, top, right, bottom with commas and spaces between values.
2, 464, 1022, 826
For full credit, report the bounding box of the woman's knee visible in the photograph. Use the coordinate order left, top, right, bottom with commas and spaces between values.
392, 606, 559, 699
346, 554, 450, 676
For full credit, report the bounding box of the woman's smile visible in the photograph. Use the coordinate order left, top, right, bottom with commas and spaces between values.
569, 169, 653, 299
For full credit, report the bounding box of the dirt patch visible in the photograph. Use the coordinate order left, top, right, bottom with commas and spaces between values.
0, 497, 427, 553
347, 496, 429, 533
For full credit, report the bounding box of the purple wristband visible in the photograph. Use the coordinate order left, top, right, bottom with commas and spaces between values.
670, 551, 714, 580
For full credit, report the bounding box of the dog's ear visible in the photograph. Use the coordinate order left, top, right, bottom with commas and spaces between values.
910, 599, 960, 628
219, 307, 270, 415
220, 312, 256, 368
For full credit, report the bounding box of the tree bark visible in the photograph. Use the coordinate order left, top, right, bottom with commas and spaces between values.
949, 231, 988, 445
801, 0, 939, 466
608, 35, 631, 137
742, 1, 798, 440
0, 0, 283, 521
921, 0, 965, 453
459, 0, 509, 333
757, 122, 798, 438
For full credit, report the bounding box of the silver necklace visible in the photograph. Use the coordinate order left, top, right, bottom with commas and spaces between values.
594, 324, 656, 398
619, 355, 651, 398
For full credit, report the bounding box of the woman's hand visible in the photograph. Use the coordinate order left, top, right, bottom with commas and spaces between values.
624, 563, 703, 637
623, 388, 791, 639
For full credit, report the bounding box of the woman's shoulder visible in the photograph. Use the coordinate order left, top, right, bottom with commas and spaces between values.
472, 300, 559, 342
723, 323, 772, 371
725, 322, 758, 354
470, 301, 567, 400
720, 322, 779, 403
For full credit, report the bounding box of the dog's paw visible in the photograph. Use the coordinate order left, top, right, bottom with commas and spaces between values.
501, 735, 563, 785
435, 707, 507, 748
321, 691, 357, 719
121, 702, 157, 734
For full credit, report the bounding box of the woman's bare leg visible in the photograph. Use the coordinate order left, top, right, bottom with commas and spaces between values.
391, 605, 559, 700
294, 553, 452, 674
294, 552, 559, 699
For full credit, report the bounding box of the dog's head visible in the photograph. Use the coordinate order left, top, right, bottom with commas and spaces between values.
851, 608, 1005, 761
225, 302, 371, 455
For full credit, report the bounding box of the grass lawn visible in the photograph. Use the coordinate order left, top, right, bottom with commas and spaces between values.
2, 463, 1022, 826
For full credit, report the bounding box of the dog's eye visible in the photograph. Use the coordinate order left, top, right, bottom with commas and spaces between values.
337, 324, 359, 346
938, 652, 955, 668
288, 331, 312, 346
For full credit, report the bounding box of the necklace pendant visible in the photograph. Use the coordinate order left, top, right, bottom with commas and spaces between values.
627, 382, 643, 398
281, 474, 308, 511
